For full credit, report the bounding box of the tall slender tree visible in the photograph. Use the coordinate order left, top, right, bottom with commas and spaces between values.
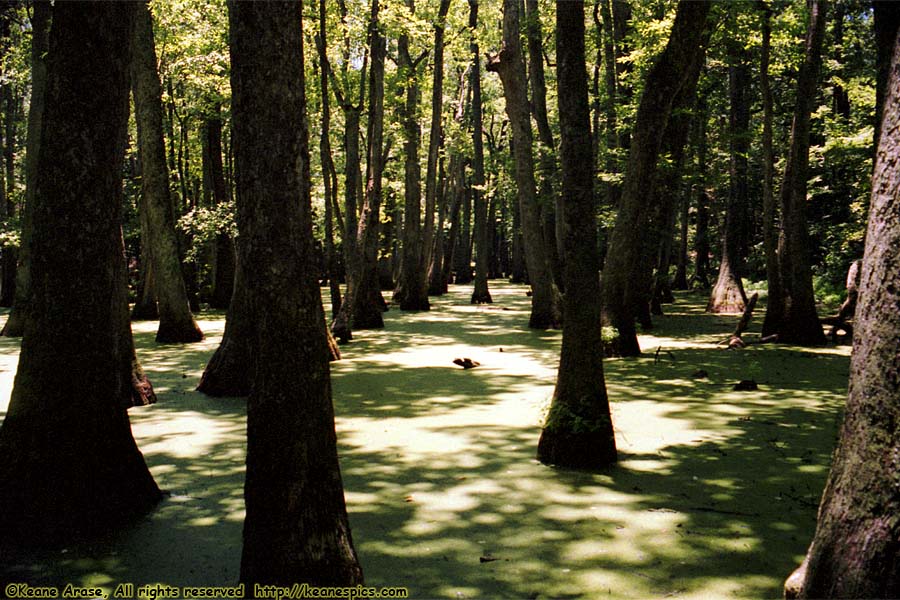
538, 0, 616, 469
332, 0, 387, 342
228, 0, 363, 585
131, 0, 203, 343
488, 0, 561, 329
0, 1, 161, 543
393, 0, 430, 311
1, 1, 50, 338
769, 0, 827, 346
470, 0, 492, 304
759, 1, 782, 337
600, 0, 712, 356
786, 16, 900, 596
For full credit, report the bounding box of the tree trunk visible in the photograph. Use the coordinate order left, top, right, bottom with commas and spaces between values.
470, 0, 492, 304
601, 0, 711, 356
488, 0, 561, 329
205, 106, 235, 311
789, 23, 900, 596
649, 56, 701, 315
0, 0, 45, 337
0, 2, 162, 544
317, 0, 342, 319
672, 173, 690, 290
393, 0, 430, 311
131, 0, 203, 343
525, 0, 564, 292
708, 47, 750, 314
758, 2, 782, 338
228, 1, 363, 586
1, 2, 49, 337
538, 0, 616, 469
131, 216, 160, 320
875, 3, 900, 150
455, 171, 473, 285
693, 93, 711, 288
599, 0, 619, 210
777, 0, 827, 346
0, 19, 16, 309
332, 0, 387, 342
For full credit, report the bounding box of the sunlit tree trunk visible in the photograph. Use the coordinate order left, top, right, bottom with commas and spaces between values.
0, 2, 162, 544
538, 0, 616, 469
489, 0, 561, 329
708, 46, 750, 314
393, 0, 429, 311
132, 0, 203, 343
787, 19, 900, 596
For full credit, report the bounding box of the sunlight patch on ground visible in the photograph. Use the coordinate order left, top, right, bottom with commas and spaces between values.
0, 284, 851, 599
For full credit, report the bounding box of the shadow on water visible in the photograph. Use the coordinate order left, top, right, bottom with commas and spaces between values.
0, 283, 850, 598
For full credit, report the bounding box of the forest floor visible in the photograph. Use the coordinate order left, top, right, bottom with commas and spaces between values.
0, 281, 851, 599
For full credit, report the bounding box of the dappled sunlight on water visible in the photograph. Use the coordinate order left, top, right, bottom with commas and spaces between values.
0, 284, 850, 599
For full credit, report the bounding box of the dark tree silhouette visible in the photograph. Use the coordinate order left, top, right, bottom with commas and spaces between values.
228, 0, 363, 585
0, 2, 161, 544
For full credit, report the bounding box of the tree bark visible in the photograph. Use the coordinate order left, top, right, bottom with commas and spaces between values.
776, 0, 827, 346
228, 1, 363, 586
0, 2, 162, 544
538, 0, 616, 470
708, 46, 750, 314
488, 0, 561, 329
132, 0, 203, 343
789, 23, 900, 596
470, 0, 492, 305
600, 0, 712, 356
875, 3, 900, 150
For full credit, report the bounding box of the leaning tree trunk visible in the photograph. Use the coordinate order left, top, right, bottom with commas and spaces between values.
775, 0, 827, 346
538, 0, 616, 470
2, 1, 50, 337
0, 2, 162, 544
229, 1, 364, 586
786, 21, 900, 597
707, 48, 750, 314
488, 0, 561, 329
132, 0, 203, 344
600, 0, 712, 356
470, 0, 492, 305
